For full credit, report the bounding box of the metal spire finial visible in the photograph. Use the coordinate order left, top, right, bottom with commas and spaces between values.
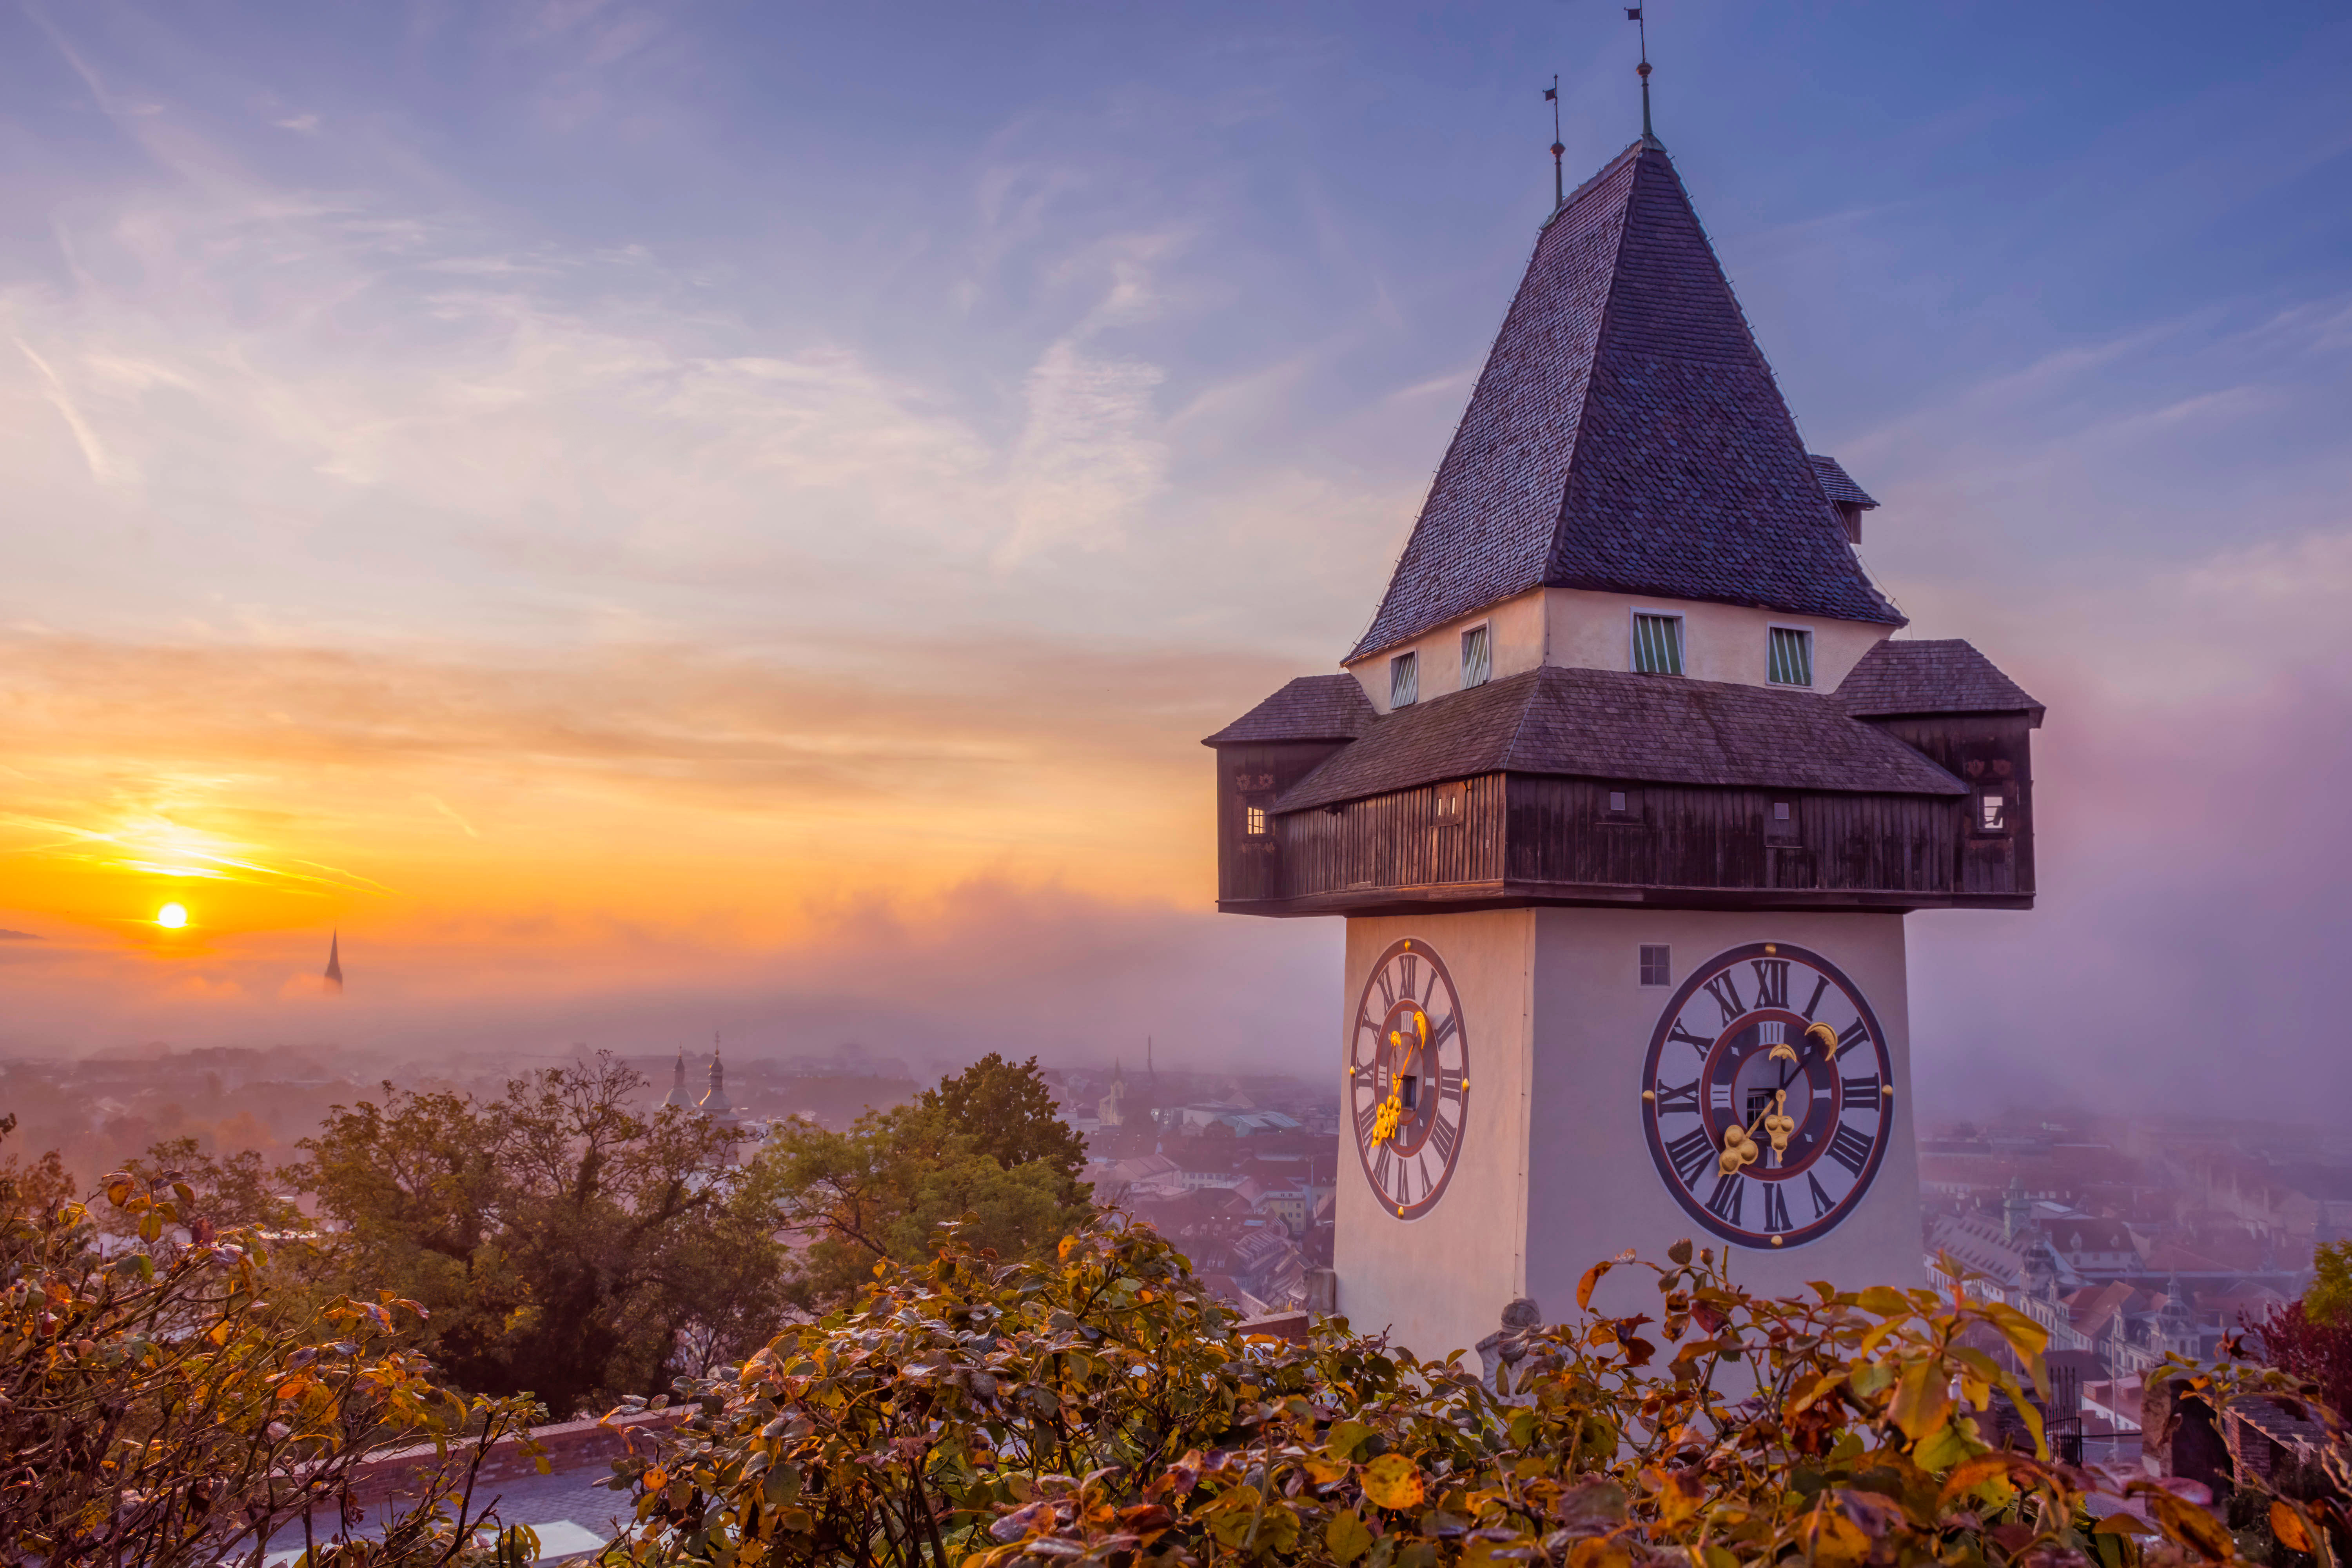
1543, 75, 1564, 209
1627, 7, 1655, 143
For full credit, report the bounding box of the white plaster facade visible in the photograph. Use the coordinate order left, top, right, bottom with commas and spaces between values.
1342, 588, 1895, 716
1334, 907, 1922, 1360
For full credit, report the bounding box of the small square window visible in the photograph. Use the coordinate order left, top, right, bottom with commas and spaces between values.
1639, 945, 1671, 987
1632, 613, 1684, 676
1245, 805, 1268, 837
1773, 801, 1791, 822
1390, 651, 1419, 708
1461, 624, 1492, 688
1976, 791, 2007, 833
1609, 790, 1627, 813
1766, 626, 1814, 686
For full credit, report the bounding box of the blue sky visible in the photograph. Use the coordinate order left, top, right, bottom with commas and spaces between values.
2, 1, 2349, 1116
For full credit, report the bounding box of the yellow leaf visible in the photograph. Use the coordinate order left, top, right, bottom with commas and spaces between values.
1655, 1468, 1706, 1528
1359, 1453, 1425, 1512
1789, 1369, 1845, 1414
1325, 1509, 1373, 1565
1888, 1360, 1951, 1443
2095, 1512, 2159, 1537
1935, 1454, 2014, 1505
1797, 1498, 1871, 1568
1566, 1540, 1632, 1568
2271, 1502, 2313, 1556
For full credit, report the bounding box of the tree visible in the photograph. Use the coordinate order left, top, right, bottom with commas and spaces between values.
745, 1094, 1090, 1308
918, 1054, 1089, 1190
601, 1215, 2339, 1568
98, 1136, 305, 1240
2250, 1242, 2352, 1445
0, 1116, 540, 1567
292, 1054, 786, 1415
2308, 1240, 2352, 1328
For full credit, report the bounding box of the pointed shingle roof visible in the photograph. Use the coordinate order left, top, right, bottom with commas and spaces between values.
1349, 142, 1901, 662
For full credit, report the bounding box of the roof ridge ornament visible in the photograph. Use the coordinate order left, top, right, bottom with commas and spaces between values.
1543, 75, 1565, 210
1626, 6, 1660, 148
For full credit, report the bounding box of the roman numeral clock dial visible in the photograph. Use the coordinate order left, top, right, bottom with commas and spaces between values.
1348, 939, 1469, 1220
1640, 943, 1894, 1248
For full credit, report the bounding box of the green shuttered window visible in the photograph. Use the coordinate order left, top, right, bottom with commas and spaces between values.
1389, 651, 1419, 707
1766, 626, 1813, 686
1631, 613, 1684, 676
1461, 624, 1491, 688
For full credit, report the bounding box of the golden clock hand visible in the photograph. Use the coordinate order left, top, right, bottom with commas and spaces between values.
1762, 1090, 1796, 1166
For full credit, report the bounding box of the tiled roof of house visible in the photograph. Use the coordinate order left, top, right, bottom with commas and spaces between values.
1273, 665, 1963, 812
1202, 675, 1378, 746
1348, 141, 1901, 663
1836, 639, 2045, 724
1809, 455, 1878, 509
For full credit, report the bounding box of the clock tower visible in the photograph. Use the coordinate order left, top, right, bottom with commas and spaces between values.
1204, 131, 2042, 1355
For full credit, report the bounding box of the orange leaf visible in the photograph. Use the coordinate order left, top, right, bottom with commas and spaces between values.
2271, 1502, 2313, 1556
2148, 1491, 2234, 1562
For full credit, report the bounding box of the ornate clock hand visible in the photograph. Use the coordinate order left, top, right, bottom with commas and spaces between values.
1761, 1089, 1796, 1167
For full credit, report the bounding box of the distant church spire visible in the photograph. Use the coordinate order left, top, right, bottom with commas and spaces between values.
700, 1030, 734, 1120
323, 931, 344, 993
664, 1045, 693, 1109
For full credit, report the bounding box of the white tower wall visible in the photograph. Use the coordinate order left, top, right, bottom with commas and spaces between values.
1335, 907, 1920, 1360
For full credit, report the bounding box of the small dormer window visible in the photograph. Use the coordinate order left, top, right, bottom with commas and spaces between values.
1632, 613, 1684, 676
1461, 624, 1491, 689
1390, 651, 1419, 707
1766, 626, 1813, 686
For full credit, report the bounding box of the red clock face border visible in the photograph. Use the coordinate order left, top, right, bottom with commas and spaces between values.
1639, 941, 1895, 1249
1347, 938, 1469, 1221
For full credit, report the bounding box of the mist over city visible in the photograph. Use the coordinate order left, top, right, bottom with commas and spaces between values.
3, 4, 2350, 1564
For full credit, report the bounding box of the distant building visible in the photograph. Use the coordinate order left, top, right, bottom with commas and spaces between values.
699, 1042, 738, 1131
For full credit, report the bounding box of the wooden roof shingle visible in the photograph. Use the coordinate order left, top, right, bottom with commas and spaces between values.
1273, 666, 1964, 811
1836, 639, 2044, 725
1201, 675, 1377, 746
1348, 142, 1901, 663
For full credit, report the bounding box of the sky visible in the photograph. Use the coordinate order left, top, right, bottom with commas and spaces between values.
0, 1, 2348, 1114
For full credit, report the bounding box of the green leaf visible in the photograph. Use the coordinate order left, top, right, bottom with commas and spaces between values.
1326, 1419, 1376, 1461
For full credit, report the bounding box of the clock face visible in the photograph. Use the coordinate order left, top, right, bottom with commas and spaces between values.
1347, 938, 1469, 1220
1639, 942, 1894, 1249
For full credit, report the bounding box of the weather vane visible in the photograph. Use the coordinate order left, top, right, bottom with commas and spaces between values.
1543, 74, 1564, 207
1626, 6, 1655, 142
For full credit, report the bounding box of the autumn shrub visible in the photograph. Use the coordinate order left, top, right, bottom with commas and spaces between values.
600, 1215, 2350, 1568
0, 1116, 541, 1568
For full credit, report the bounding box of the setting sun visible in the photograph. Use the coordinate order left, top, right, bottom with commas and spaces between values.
156, 902, 188, 929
